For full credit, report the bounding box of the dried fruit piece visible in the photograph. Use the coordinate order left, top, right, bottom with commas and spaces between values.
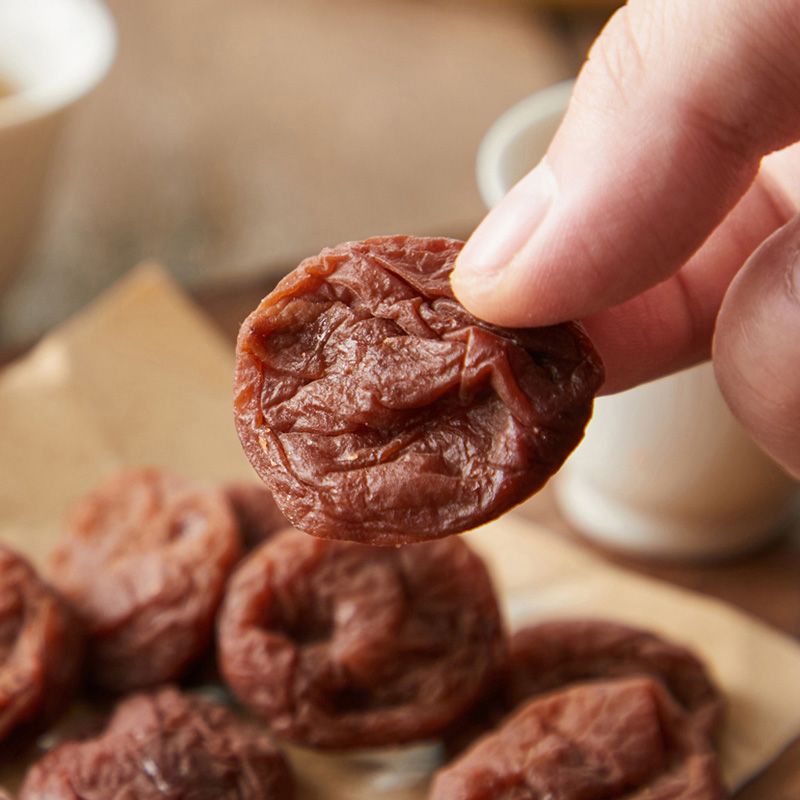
234, 235, 603, 544
510, 619, 723, 740
223, 482, 290, 550
441, 675, 510, 759
217, 528, 506, 749
48, 467, 241, 692
445, 618, 724, 757
430, 678, 726, 800
0, 545, 83, 744
19, 687, 293, 800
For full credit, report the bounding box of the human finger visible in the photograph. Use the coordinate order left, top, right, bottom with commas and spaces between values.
585, 161, 794, 392
452, 0, 800, 328
714, 213, 800, 480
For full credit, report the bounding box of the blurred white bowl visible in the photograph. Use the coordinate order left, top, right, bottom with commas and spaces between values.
476, 80, 799, 561
0, 0, 117, 296
476, 79, 573, 211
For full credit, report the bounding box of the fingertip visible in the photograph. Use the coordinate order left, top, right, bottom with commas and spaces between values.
451, 248, 573, 328
449, 265, 506, 323
714, 214, 800, 479
451, 161, 561, 326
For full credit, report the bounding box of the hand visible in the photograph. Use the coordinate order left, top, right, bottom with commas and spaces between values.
450, 0, 800, 480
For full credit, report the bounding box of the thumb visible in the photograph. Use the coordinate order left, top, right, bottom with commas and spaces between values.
714, 213, 800, 480
453, 0, 800, 327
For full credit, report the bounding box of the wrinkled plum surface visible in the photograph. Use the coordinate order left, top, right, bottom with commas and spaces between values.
218, 528, 506, 749
0, 545, 83, 745
49, 468, 241, 692
430, 677, 726, 800
510, 619, 723, 740
19, 687, 293, 800
223, 482, 290, 551
234, 236, 603, 544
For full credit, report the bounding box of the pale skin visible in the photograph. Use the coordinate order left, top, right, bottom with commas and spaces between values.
451, 0, 800, 480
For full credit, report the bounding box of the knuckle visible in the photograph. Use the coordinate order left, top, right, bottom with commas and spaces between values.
581, 0, 800, 162
580, 0, 666, 110
674, 0, 800, 159
672, 94, 758, 172
583, 6, 645, 106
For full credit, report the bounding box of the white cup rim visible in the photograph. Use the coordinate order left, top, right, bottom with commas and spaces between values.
0, 0, 118, 129
476, 79, 574, 209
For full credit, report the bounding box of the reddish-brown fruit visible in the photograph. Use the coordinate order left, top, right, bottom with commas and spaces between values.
234, 235, 603, 544
217, 528, 506, 749
223, 482, 290, 551
509, 619, 724, 741
430, 677, 727, 800
48, 467, 241, 692
0, 545, 83, 744
19, 687, 293, 800
444, 617, 724, 757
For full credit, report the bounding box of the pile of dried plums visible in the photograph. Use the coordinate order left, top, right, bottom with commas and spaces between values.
2, 238, 728, 799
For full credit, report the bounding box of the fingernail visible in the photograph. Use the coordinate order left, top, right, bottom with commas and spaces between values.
455, 159, 557, 281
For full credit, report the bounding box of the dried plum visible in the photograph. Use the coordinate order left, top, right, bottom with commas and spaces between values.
441, 675, 510, 759
48, 467, 241, 692
224, 482, 290, 550
19, 686, 293, 800
430, 677, 726, 800
510, 619, 723, 740
234, 235, 603, 544
217, 528, 506, 749
0, 545, 83, 745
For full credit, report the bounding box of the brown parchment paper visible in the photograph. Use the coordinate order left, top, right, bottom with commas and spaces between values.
2, 264, 800, 796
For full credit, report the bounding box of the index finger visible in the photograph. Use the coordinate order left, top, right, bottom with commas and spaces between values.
451, 0, 800, 329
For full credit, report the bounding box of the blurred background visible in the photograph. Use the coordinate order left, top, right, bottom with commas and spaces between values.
0, 0, 619, 345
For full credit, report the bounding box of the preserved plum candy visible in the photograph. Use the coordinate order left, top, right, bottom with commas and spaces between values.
234, 235, 603, 544
19, 687, 293, 800
217, 528, 506, 748
49, 467, 241, 692
510, 619, 723, 740
0, 545, 83, 744
223, 482, 290, 550
430, 677, 726, 800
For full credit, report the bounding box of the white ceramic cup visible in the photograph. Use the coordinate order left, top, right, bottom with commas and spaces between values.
477, 81, 800, 561
0, 0, 117, 296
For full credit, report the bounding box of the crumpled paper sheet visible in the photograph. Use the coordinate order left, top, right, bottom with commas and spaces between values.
1, 263, 800, 795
